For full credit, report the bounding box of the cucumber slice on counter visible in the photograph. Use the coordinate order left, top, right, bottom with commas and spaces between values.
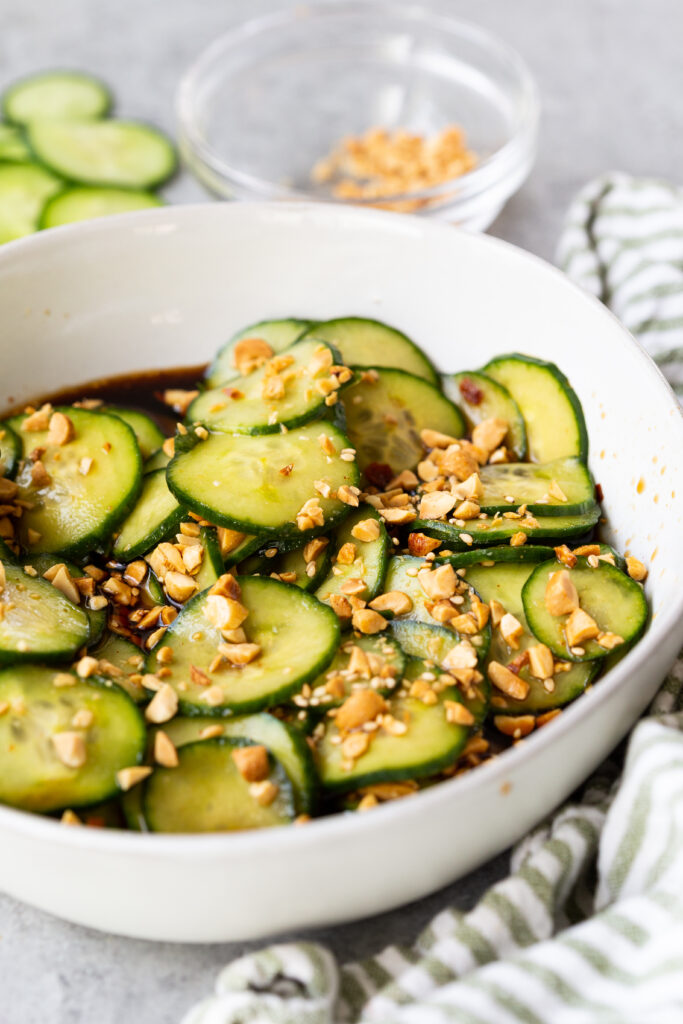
0, 123, 31, 162
112, 468, 183, 562
522, 557, 648, 662
483, 354, 588, 463
410, 505, 600, 551
3, 71, 111, 125
300, 633, 406, 709
143, 738, 295, 832
166, 421, 360, 538
23, 553, 106, 645
0, 421, 21, 479
206, 318, 312, 388
103, 408, 165, 461
189, 338, 348, 435
389, 619, 490, 725
0, 665, 145, 813
9, 406, 142, 557
301, 318, 438, 385
0, 562, 90, 663
160, 712, 317, 814
316, 665, 469, 792
478, 457, 595, 516
147, 575, 340, 715
0, 162, 63, 244
40, 187, 162, 229
463, 560, 597, 714
316, 505, 389, 611
444, 371, 527, 459
90, 633, 147, 704
343, 367, 465, 475
27, 119, 176, 189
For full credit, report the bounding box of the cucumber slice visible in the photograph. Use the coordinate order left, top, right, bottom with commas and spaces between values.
0, 162, 63, 244
27, 119, 176, 189
193, 525, 225, 592
40, 187, 162, 229
478, 457, 595, 516
0, 421, 21, 479
103, 407, 165, 461
23, 553, 106, 645
268, 543, 332, 591
389, 619, 490, 724
315, 671, 469, 792
483, 354, 588, 463
301, 633, 406, 709
463, 561, 597, 714
143, 738, 295, 833
9, 407, 142, 557
3, 71, 111, 125
343, 367, 465, 475
316, 505, 389, 611
225, 532, 265, 568
112, 469, 183, 562
206, 318, 312, 388
444, 371, 527, 459
0, 665, 145, 813
144, 447, 170, 474
301, 318, 438, 385
160, 713, 317, 814
0, 562, 90, 662
522, 557, 648, 662
438, 545, 556, 568
90, 633, 147, 704
0, 123, 31, 162
166, 421, 360, 539
148, 575, 340, 715
189, 338, 348, 435
410, 505, 601, 550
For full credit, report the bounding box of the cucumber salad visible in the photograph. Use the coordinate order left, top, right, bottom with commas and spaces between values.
0, 316, 649, 832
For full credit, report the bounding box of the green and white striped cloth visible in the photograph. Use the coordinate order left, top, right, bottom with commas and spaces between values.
183, 176, 683, 1024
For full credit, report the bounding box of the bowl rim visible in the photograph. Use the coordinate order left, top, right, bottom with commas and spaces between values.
176, 1, 540, 206
0, 199, 681, 858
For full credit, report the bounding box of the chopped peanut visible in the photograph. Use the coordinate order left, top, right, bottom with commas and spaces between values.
379, 508, 416, 524
330, 594, 353, 619
233, 337, 274, 375
351, 608, 388, 634
232, 744, 270, 782
471, 417, 507, 455
219, 642, 261, 665
554, 544, 577, 568
303, 536, 329, 562
440, 444, 480, 481
352, 518, 380, 543
418, 490, 456, 520
216, 528, 245, 557
548, 479, 568, 502
209, 573, 242, 600
52, 731, 86, 768
336, 689, 386, 731
494, 714, 535, 738
203, 594, 248, 631
369, 591, 413, 615
50, 565, 80, 604
596, 632, 624, 650
117, 766, 153, 791
442, 641, 478, 672
30, 459, 51, 488
21, 403, 52, 431
444, 700, 475, 726
545, 570, 579, 616
408, 533, 441, 557
500, 613, 524, 650
249, 779, 279, 806
528, 643, 554, 679
154, 730, 179, 768
145, 683, 178, 724
348, 644, 371, 677
418, 563, 457, 601
46, 411, 75, 446
626, 556, 648, 582
420, 428, 460, 448
565, 608, 600, 646
337, 542, 357, 565
341, 732, 370, 760
488, 661, 530, 700
510, 532, 527, 547
164, 570, 198, 603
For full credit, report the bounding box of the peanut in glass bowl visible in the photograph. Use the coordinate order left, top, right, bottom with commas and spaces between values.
177, 3, 540, 231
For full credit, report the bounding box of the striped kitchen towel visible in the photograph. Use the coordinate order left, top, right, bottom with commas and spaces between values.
183, 175, 683, 1024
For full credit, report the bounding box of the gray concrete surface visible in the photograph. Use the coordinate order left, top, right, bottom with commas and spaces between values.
0, 0, 681, 1020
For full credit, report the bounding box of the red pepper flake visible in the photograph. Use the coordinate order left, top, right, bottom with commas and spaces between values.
459, 377, 484, 405
364, 462, 394, 489
595, 482, 604, 502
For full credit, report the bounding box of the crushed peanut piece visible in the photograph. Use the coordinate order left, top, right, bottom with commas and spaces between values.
471, 417, 507, 455
369, 590, 412, 615
494, 714, 535, 739
46, 411, 75, 446
52, 731, 86, 768
145, 683, 179, 724
444, 700, 475, 726
528, 643, 555, 680
626, 556, 648, 582
352, 608, 388, 635
232, 744, 269, 782
545, 570, 579, 616
565, 608, 600, 647
117, 766, 153, 791
500, 613, 524, 650
488, 661, 530, 700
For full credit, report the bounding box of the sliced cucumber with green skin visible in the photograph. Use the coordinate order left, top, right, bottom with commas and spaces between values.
104, 407, 165, 460
148, 575, 340, 715
384, 555, 491, 659
0, 123, 32, 162
438, 545, 556, 569
0, 161, 63, 244
166, 421, 359, 539
443, 371, 527, 460
40, 187, 163, 229
143, 738, 295, 833
483, 354, 588, 463
268, 543, 332, 592
23, 553, 106, 645
27, 119, 176, 189
189, 338, 348, 435
410, 505, 601, 551
316, 505, 389, 612
463, 561, 597, 714
3, 71, 111, 125
522, 557, 648, 663
225, 532, 266, 568
0, 421, 22, 479
389, 619, 490, 725
9, 407, 142, 557
139, 566, 165, 608
0, 562, 90, 663
301, 318, 438, 385
0, 538, 17, 563
478, 457, 595, 516
316, 673, 469, 793
343, 367, 465, 476
144, 447, 170, 474
193, 525, 224, 592
206, 318, 312, 388
112, 469, 183, 562
0, 665, 145, 813
90, 633, 147, 704
160, 712, 317, 814
301, 633, 406, 709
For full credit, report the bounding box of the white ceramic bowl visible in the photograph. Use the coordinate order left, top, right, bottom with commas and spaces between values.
0, 203, 681, 943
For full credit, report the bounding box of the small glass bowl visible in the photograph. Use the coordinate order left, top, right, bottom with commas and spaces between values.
177, 3, 539, 231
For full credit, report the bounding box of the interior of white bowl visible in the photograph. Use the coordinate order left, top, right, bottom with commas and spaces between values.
0, 202, 680, 942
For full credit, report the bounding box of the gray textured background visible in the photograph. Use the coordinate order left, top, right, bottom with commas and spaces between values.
0, 1, 681, 1020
